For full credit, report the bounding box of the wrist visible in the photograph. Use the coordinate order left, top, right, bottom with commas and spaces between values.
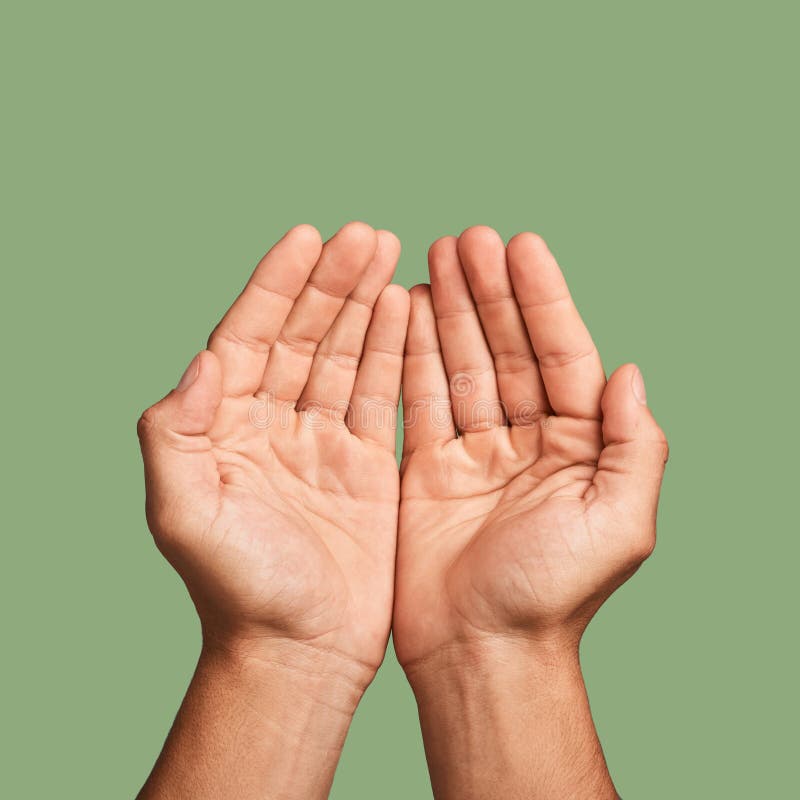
138, 634, 370, 800
402, 632, 582, 693
403, 635, 616, 800
199, 633, 375, 719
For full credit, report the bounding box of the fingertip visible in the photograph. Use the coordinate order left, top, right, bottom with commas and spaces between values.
175, 353, 201, 393
337, 220, 378, 252
428, 238, 464, 291
427, 235, 457, 264
177, 350, 221, 395
371, 286, 410, 357
456, 226, 509, 297
506, 231, 568, 302
372, 230, 402, 278
602, 363, 639, 411
507, 231, 550, 260
173, 350, 223, 432
458, 224, 503, 249
376, 229, 401, 256
284, 223, 324, 261
195, 349, 223, 391
631, 365, 647, 406
288, 222, 322, 244
406, 285, 436, 353
602, 363, 667, 451
139, 350, 222, 440
378, 283, 411, 317
409, 283, 433, 304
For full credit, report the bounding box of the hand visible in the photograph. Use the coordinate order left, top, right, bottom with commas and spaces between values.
137, 222, 410, 799
396, 226, 668, 664
138, 222, 409, 683
394, 226, 668, 799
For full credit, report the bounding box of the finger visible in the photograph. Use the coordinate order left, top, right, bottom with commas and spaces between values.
429, 236, 504, 433
588, 364, 669, 561
137, 350, 223, 543
208, 224, 323, 396
348, 284, 410, 452
506, 233, 605, 419
456, 226, 551, 425
259, 221, 378, 403
401, 284, 456, 456
297, 231, 401, 417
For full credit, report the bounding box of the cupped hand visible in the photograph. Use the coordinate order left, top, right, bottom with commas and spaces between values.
138, 222, 409, 679
395, 227, 668, 669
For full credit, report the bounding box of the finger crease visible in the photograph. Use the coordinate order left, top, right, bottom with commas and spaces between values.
537, 348, 597, 368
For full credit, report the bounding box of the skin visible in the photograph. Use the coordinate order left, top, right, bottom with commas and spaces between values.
137, 222, 668, 799
137, 222, 410, 799
395, 226, 668, 799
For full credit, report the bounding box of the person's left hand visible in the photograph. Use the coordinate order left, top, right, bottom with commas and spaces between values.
395, 226, 668, 668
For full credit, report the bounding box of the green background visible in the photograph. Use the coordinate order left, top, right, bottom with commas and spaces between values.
2, 1, 797, 797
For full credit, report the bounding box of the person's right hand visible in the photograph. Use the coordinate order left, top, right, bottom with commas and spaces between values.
137, 222, 409, 684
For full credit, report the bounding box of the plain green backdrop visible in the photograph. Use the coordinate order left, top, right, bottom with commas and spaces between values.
2, 1, 797, 797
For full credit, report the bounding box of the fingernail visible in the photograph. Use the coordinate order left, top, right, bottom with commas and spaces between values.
632, 366, 647, 405
176, 354, 200, 392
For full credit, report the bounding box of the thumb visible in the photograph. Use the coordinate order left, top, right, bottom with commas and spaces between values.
137, 350, 223, 542
590, 364, 669, 557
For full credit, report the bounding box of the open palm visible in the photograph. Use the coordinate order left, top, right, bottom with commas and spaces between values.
138, 223, 409, 671
395, 228, 668, 667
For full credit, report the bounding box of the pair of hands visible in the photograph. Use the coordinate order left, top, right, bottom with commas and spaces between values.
137, 222, 668, 799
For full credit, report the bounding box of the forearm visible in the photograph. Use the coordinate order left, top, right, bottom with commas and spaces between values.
138, 638, 371, 800
405, 638, 618, 800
